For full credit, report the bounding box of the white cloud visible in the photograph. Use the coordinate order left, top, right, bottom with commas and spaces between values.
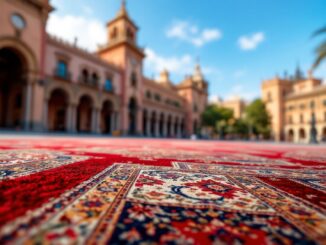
145, 48, 194, 76
238, 32, 265, 51
166, 21, 222, 47
47, 14, 106, 51
144, 48, 221, 83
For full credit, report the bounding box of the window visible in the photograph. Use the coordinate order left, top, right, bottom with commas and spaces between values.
300, 114, 304, 123
127, 28, 134, 41
131, 72, 137, 87
111, 27, 118, 40
91, 73, 99, 86
300, 104, 305, 110
267, 92, 272, 102
323, 100, 326, 106
104, 77, 113, 92
310, 100, 315, 109
288, 116, 293, 124
146, 90, 152, 99
11, 13, 26, 30
287, 105, 295, 111
56, 60, 68, 79
174, 101, 180, 108
81, 69, 89, 83
154, 94, 161, 102
193, 104, 198, 112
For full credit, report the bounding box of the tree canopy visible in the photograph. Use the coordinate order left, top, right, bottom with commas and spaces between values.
202, 105, 233, 128
244, 99, 270, 138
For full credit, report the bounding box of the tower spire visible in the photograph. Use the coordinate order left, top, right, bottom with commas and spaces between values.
117, 0, 128, 17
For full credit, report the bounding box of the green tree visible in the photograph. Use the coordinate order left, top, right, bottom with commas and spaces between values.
312, 26, 326, 70
201, 105, 233, 138
231, 118, 250, 138
245, 99, 270, 138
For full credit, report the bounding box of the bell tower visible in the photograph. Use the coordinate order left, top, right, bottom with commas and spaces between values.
98, 0, 145, 135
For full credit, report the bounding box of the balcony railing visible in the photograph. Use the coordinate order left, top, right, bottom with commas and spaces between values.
78, 75, 99, 87
53, 68, 72, 81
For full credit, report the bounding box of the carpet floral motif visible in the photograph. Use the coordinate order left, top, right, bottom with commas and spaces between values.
0, 150, 88, 179
1, 163, 325, 244
0, 138, 325, 244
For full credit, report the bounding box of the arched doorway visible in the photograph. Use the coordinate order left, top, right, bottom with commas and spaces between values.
0, 48, 27, 129
287, 129, 294, 142
101, 100, 113, 134
322, 127, 326, 142
174, 117, 179, 138
128, 97, 137, 135
143, 109, 148, 136
167, 115, 172, 137
299, 128, 306, 142
159, 113, 164, 137
151, 111, 156, 137
48, 89, 69, 131
180, 119, 185, 137
77, 95, 93, 132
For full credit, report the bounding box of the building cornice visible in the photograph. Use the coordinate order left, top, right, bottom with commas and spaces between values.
47, 34, 121, 73
97, 40, 145, 59
285, 85, 326, 101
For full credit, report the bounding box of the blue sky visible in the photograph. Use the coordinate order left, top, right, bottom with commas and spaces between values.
48, 0, 326, 101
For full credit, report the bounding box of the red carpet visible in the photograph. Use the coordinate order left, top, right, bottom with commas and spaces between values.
0, 137, 325, 244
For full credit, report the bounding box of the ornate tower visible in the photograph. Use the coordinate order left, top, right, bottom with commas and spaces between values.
177, 63, 208, 135
261, 76, 293, 141
98, 0, 145, 135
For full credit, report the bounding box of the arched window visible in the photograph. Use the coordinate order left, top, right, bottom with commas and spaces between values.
154, 94, 161, 102
91, 73, 99, 86
146, 90, 152, 99
111, 27, 118, 40
127, 28, 134, 41
81, 68, 89, 83
310, 100, 315, 109
131, 72, 137, 87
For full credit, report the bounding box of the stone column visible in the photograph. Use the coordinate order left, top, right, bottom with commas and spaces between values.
93, 108, 101, 134
91, 108, 96, 133
155, 119, 160, 138
177, 122, 182, 138
43, 99, 48, 132
69, 104, 77, 133
24, 82, 33, 130
66, 105, 72, 133
146, 116, 151, 137
96, 109, 101, 134
66, 104, 77, 133
163, 119, 167, 138
170, 119, 175, 138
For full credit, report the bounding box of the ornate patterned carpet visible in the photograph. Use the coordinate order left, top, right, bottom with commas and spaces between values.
0, 136, 325, 244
